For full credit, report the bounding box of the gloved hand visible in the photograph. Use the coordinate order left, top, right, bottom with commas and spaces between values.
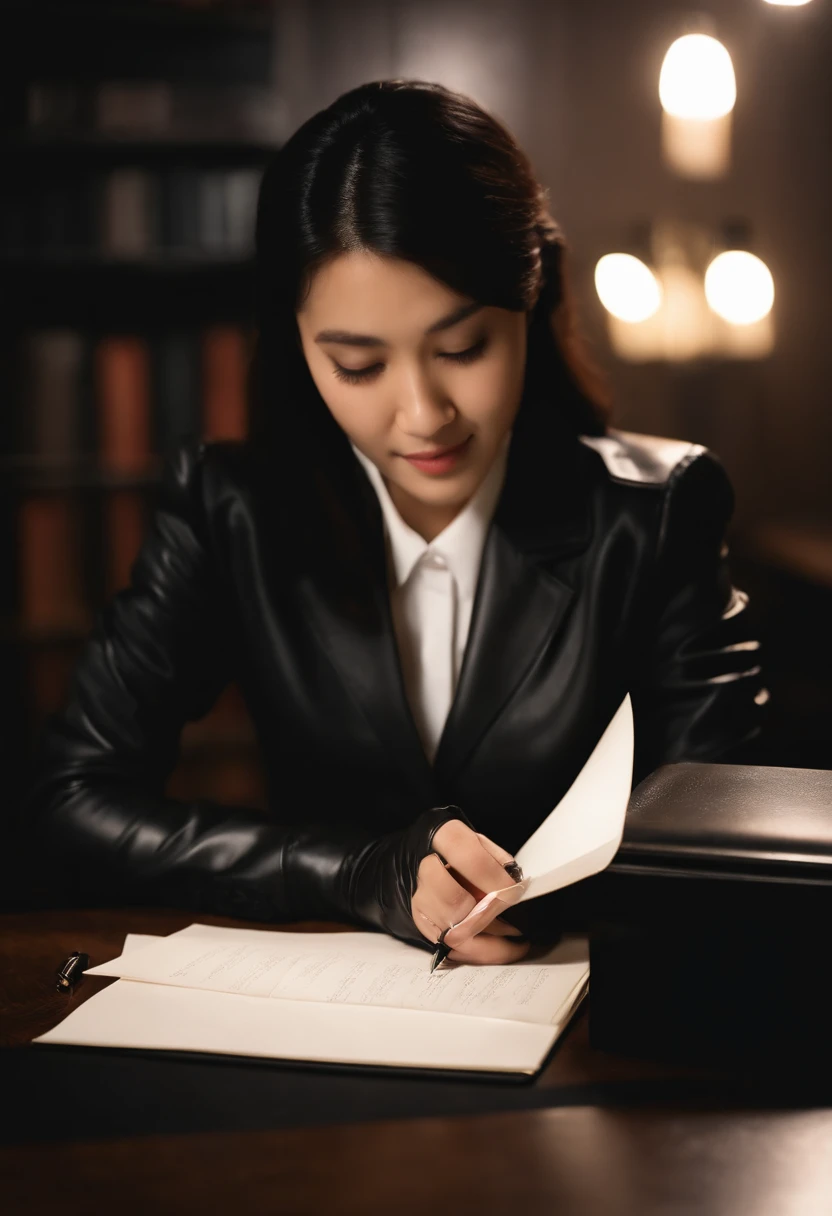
347, 804, 475, 949
283, 805, 528, 960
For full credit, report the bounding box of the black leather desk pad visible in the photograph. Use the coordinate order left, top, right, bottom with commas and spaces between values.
6, 1035, 832, 1146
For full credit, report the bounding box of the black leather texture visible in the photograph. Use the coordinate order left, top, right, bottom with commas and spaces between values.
616, 762, 832, 874
18, 399, 767, 934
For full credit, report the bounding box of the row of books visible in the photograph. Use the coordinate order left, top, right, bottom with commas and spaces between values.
17, 327, 249, 465
3, 166, 262, 259
26, 80, 286, 143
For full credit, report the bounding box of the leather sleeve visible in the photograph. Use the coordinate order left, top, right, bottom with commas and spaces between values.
630, 450, 768, 783
19, 441, 375, 923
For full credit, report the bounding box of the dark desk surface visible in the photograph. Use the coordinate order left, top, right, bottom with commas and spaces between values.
2, 909, 832, 1215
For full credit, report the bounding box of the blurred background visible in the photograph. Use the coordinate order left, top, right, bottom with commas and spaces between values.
1, 0, 830, 830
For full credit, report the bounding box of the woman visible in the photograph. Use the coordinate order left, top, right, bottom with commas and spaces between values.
22, 80, 765, 966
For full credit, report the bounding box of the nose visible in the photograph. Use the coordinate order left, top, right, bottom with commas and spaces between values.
394, 364, 457, 439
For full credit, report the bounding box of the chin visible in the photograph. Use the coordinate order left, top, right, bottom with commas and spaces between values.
407, 469, 477, 498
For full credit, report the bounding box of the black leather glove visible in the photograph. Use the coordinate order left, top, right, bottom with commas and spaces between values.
283, 804, 474, 951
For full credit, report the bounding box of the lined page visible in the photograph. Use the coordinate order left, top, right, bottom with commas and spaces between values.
87, 925, 588, 1028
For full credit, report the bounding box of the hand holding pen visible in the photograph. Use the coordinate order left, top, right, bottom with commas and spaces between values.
408, 818, 529, 970
428, 854, 525, 972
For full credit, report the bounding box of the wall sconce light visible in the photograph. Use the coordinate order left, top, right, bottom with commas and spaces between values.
594, 254, 662, 323
704, 251, 775, 326
705, 221, 776, 359
762, 1, 814, 6
597, 220, 776, 363
659, 29, 736, 178
659, 34, 736, 119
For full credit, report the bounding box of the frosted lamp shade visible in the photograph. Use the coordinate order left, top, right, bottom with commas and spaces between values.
659, 35, 736, 120
594, 254, 662, 323
705, 251, 775, 325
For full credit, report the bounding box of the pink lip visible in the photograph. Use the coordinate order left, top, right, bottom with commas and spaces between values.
401, 435, 473, 475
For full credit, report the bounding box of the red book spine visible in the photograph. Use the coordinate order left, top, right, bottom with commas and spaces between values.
94, 336, 151, 596
18, 495, 89, 634
202, 326, 248, 441
95, 336, 152, 474
105, 490, 146, 596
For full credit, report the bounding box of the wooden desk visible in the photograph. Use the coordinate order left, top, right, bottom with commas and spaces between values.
3, 909, 832, 1215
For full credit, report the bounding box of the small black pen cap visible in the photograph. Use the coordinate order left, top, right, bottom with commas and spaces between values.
56, 951, 90, 993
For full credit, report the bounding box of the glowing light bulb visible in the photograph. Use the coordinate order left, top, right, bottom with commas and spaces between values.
659, 35, 737, 120
704, 251, 774, 325
594, 254, 662, 323
763, 1, 813, 7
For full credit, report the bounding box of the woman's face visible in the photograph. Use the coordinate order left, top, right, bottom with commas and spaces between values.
296, 251, 528, 539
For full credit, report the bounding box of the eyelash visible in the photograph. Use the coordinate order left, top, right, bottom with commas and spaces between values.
330, 337, 489, 385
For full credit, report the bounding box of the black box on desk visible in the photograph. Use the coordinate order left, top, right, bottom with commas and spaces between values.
586, 763, 832, 1072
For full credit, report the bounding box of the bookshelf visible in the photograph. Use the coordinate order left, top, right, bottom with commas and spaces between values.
2, 0, 279, 817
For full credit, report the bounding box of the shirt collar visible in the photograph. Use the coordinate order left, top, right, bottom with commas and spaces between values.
351, 433, 510, 600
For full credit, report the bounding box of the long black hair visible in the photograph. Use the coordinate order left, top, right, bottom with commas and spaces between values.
248, 78, 609, 487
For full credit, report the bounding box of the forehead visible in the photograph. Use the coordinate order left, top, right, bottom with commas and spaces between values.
299, 250, 468, 327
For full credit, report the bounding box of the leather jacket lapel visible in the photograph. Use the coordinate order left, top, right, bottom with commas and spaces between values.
295, 453, 437, 803
433, 426, 594, 783
431, 523, 575, 783
296, 411, 594, 794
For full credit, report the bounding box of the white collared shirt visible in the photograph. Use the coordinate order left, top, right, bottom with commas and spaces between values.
351, 436, 510, 763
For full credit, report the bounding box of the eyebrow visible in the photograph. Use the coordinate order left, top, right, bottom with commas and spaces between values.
314, 300, 483, 347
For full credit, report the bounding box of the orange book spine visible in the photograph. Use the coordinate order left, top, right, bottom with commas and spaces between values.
202, 326, 248, 441
95, 336, 151, 473
105, 489, 146, 596
18, 495, 89, 634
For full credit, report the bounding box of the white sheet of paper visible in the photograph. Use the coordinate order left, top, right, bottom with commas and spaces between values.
33, 976, 582, 1074
87, 924, 589, 1028
456, 693, 633, 927
37, 930, 589, 1074
123, 933, 162, 954
515, 692, 634, 900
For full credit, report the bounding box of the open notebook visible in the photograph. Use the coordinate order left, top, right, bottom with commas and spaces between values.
34, 695, 633, 1078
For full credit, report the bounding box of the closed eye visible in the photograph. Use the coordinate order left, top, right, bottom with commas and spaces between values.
331, 336, 489, 385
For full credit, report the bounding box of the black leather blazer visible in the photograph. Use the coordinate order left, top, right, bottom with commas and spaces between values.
22, 412, 766, 923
